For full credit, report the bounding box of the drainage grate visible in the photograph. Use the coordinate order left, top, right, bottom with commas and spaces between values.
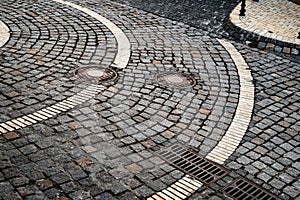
157, 144, 228, 185
74, 67, 118, 82
155, 72, 196, 89
222, 179, 278, 200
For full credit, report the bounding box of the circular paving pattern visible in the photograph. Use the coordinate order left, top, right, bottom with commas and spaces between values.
1, 0, 300, 199
0, 1, 241, 199
0, 0, 117, 120
74, 67, 118, 82
155, 71, 196, 89
230, 0, 300, 45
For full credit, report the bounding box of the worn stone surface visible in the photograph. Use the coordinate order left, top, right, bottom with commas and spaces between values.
113, 0, 300, 54
0, 0, 299, 199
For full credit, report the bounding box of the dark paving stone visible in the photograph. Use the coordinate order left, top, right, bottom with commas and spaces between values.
0, 0, 299, 199
223, 44, 300, 199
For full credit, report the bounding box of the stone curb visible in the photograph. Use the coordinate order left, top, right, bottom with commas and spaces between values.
225, 0, 300, 56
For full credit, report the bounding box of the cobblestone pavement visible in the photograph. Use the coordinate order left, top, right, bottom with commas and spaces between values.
231, 0, 300, 46
0, 0, 300, 200
114, 0, 300, 55
113, 0, 240, 40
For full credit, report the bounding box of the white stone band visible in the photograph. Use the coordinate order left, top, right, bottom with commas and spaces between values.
52, 0, 131, 69
0, 20, 10, 47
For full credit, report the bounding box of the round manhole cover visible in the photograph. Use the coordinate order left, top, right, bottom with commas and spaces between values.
155, 72, 196, 89
74, 67, 118, 82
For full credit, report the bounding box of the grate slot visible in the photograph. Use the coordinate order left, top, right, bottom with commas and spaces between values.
222, 179, 278, 200
198, 161, 211, 168
210, 168, 223, 176
239, 193, 250, 200
185, 164, 198, 172
247, 187, 258, 195
161, 151, 175, 159
192, 166, 208, 175
157, 144, 228, 185
181, 152, 195, 159
174, 158, 186, 166
186, 154, 200, 163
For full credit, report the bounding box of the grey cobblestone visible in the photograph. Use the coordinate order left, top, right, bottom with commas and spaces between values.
0, 0, 299, 199
222, 44, 300, 199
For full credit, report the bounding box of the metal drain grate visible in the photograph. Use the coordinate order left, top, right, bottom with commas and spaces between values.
222, 179, 278, 200
157, 144, 228, 185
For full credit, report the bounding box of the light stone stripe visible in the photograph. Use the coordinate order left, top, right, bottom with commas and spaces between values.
56, 101, 74, 109
47, 107, 61, 113
11, 119, 27, 128
68, 98, 87, 104
79, 90, 96, 95
52, 0, 131, 69
206, 39, 254, 164
0, 20, 10, 47
41, 108, 57, 116
171, 184, 191, 196
29, 114, 42, 121
51, 104, 68, 111
61, 100, 77, 106
66, 97, 85, 104
1, 1, 116, 135
32, 112, 48, 120
0, 86, 107, 135
162, 189, 181, 200
17, 118, 32, 126
167, 188, 187, 199
22, 116, 37, 123
151, 195, 163, 200
174, 179, 196, 193
148, 39, 254, 200
156, 192, 172, 200
179, 179, 198, 191
6, 121, 21, 129
37, 110, 53, 118
0, 127, 7, 134
62, 100, 78, 106
0, 123, 14, 132
77, 91, 97, 97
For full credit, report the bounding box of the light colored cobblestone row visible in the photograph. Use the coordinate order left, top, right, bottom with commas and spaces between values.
231, 0, 300, 45
1, 0, 299, 199
0, 20, 10, 48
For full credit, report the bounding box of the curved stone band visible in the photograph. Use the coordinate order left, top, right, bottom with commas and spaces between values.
0, 0, 131, 135
0, 20, 10, 47
148, 39, 255, 200
52, 0, 131, 69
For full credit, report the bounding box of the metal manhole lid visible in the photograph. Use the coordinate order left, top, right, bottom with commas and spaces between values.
155, 72, 196, 89
222, 178, 278, 200
74, 67, 118, 82
157, 144, 228, 185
